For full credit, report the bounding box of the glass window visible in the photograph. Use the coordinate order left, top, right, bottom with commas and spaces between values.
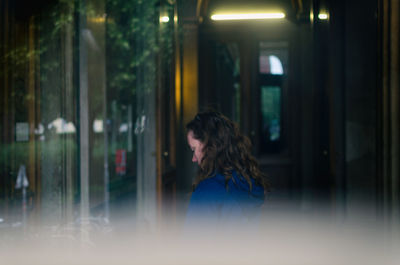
0, 0, 171, 228
259, 41, 288, 154
260, 85, 281, 152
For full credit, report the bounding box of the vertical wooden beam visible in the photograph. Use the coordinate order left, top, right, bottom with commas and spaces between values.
175, 1, 183, 134
170, 3, 178, 169
381, 0, 400, 232
182, 24, 199, 127
176, 0, 201, 193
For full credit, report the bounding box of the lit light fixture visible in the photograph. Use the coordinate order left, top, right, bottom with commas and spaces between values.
160, 16, 170, 23
211, 12, 285, 21
318, 13, 329, 20
309, 9, 314, 23
89, 15, 106, 23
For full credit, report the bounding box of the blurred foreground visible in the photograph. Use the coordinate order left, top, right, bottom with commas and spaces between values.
1, 207, 399, 265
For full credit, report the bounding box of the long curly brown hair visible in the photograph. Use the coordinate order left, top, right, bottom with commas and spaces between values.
186, 111, 270, 194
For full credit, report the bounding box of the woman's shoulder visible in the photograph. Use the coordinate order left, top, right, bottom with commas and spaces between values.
194, 174, 226, 193
187, 174, 227, 211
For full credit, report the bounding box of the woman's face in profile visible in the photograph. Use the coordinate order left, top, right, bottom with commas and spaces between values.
187, 130, 204, 165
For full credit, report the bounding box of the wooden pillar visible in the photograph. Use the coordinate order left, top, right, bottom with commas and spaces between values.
388, 0, 400, 228
381, 0, 400, 231
182, 24, 199, 126
177, 2, 201, 192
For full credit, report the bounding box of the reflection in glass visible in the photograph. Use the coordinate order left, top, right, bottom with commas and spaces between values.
260, 55, 284, 75
260, 86, 281, 152
0, 0, 172, 228
259, 41, 288, 154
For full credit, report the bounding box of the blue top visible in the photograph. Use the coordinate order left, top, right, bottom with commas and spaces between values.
185, 171, 264, 228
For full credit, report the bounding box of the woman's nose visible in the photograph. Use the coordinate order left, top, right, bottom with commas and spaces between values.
192, 154, 197, 163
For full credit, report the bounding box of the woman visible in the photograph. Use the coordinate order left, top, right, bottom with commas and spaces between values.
185, 111, 269, 227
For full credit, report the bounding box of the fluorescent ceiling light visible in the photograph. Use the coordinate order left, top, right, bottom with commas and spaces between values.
211, 12, 285, 21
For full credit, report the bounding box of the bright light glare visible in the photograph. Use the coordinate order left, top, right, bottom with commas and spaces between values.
160, 16, 170, 23
318, 13, 328, 20
211, 13, 285, 21
269, 55, 283, 75
93, 119, 103, 133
